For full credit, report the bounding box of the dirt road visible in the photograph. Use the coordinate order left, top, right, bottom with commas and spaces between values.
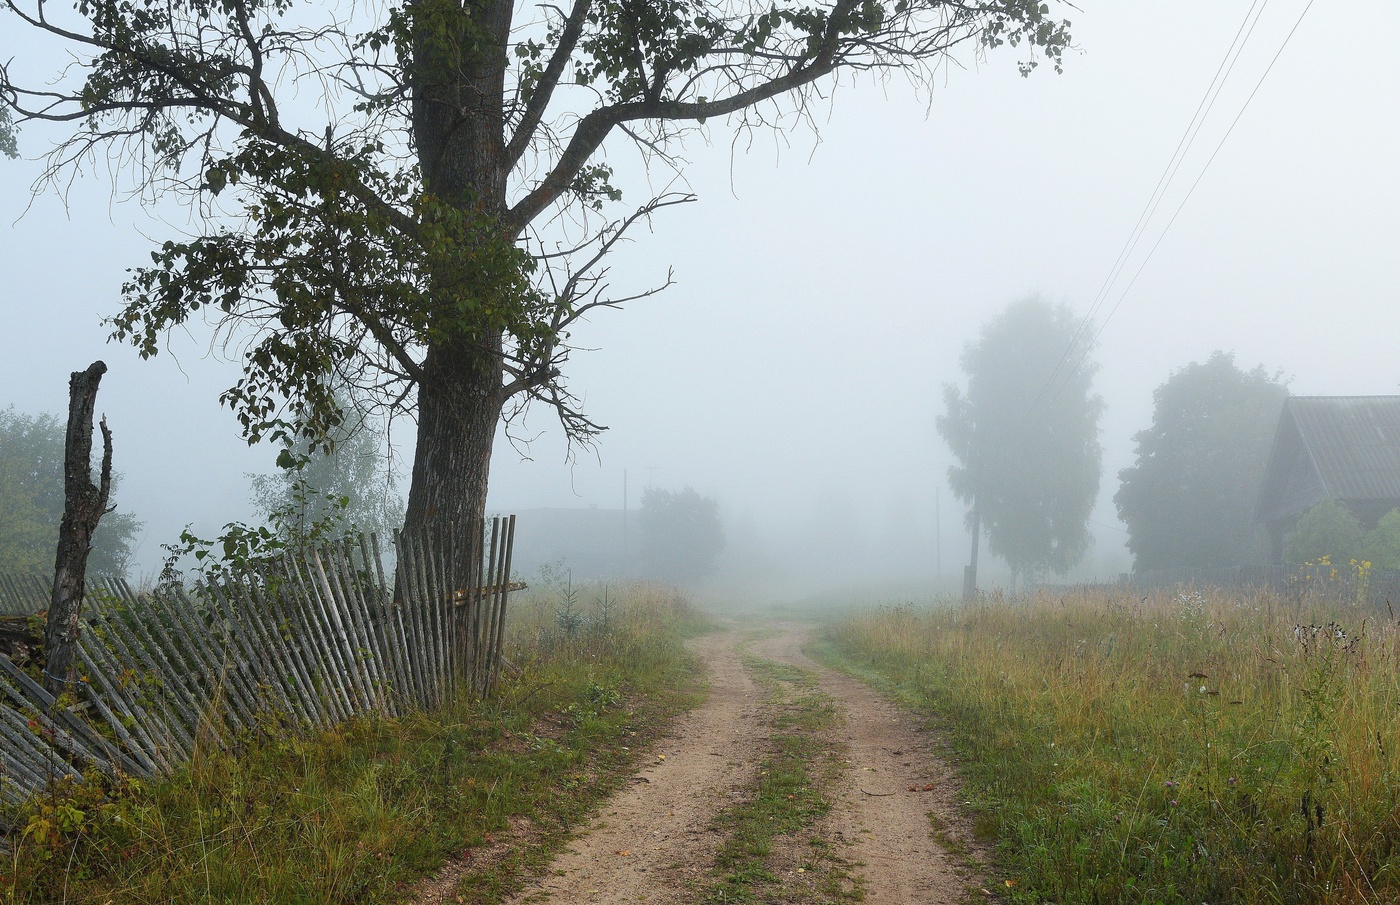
499, 622, 987, 904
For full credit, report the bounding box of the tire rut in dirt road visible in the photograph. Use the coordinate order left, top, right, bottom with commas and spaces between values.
503, 629, 768, 904
748, 625, 986, 904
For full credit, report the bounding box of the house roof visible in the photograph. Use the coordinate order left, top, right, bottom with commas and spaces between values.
1258, 396, 1400, 521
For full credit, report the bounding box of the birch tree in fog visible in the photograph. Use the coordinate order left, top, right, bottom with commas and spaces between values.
250, 398, 405, 544
938, 298, 1103, 587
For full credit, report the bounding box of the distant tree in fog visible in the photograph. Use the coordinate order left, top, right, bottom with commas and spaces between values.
1115, 352, 1287, 572
1362, 509, 1400, 570
0, 407, 143, 575
638, 487, 725, 586
250, 395, 404, 544
1282, 502, 1400, 569
939, 298, 1103, 585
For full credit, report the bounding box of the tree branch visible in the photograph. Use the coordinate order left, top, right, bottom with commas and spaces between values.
505, 0, 858, 235
505, 0, 593, 169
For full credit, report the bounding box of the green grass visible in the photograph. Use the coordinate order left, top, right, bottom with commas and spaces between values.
706, 652, 859, 905
823, 587, 1400, 905
4, 582, 709, 904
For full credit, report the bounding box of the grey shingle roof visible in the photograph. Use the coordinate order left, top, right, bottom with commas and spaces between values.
1286, 396, 1400, 501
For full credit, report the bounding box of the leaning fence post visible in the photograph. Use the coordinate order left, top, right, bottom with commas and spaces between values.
487, 515, 517, 695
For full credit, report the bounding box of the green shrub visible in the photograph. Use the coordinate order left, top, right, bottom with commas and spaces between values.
1285, 499, 1365, 564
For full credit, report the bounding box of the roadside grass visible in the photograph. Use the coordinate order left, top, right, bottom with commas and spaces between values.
823, 587, 1400, 905
706, 651, 861, 905
4, 582, 709, 904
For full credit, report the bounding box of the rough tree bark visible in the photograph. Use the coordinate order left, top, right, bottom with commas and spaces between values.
400, 0, 514, 573
403, 339, 504, 565
44, 361, 113, 696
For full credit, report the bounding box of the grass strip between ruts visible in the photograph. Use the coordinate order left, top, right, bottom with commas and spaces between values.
705, 652, 861, 905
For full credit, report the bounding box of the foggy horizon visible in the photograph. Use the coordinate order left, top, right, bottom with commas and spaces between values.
3, 1, 1397, 598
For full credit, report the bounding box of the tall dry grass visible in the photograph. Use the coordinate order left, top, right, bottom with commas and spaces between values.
826, 586, 1400, 904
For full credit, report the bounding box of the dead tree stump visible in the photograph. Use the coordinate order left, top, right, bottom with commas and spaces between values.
43, 361, 113, 696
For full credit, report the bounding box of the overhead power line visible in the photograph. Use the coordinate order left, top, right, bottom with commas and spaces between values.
1081, 0, 1319, 353
1020, 0, 1271, 425
1029, 0, 1318, 427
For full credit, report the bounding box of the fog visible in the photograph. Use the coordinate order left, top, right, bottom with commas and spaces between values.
3, 2, 1398, 600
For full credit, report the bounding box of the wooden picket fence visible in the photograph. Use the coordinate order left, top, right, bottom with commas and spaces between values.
0, 517, 520, 806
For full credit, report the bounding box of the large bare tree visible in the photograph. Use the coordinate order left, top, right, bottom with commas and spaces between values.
1, 0, 1070, 579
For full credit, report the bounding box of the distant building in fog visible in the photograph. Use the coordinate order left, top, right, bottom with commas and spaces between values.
498, 507, 627, 581
1257, 396, 1400, 561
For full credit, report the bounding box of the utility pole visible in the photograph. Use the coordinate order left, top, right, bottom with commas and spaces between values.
622, 468, 628, 573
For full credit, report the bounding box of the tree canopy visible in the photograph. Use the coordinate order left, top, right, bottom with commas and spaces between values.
0, 406, 143, 576
1280, 500, 1400, 570
2, 0, 1071, 578
1114, 351, 1288, 573
938, 297, 1103, 583
638, 486, 724, 586
1362, 509, 1400, 570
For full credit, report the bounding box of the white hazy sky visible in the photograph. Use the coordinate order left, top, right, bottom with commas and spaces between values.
2, 0, 1397, 588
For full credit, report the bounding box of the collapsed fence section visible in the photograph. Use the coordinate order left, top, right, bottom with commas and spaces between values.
0, 517, 521, 806
0, 574, 47, 617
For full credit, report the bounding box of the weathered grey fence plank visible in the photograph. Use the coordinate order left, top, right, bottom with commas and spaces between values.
86, 610, 192, 763
76, 633, 176, 774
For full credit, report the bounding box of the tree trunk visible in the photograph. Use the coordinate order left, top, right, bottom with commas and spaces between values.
402, 337, 504, 584
44, 361, 113, 695
401, 0, 515, 585
963, 501, 980, 600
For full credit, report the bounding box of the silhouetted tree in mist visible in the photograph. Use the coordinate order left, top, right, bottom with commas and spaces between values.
250, 392, 404, 544
638, 487, 724, 586
1114, 352, 1287, 572
0, 406, 143, 575
938, 298, 1103, 586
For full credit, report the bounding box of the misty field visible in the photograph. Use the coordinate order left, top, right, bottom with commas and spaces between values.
825, 587, 1400, 905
